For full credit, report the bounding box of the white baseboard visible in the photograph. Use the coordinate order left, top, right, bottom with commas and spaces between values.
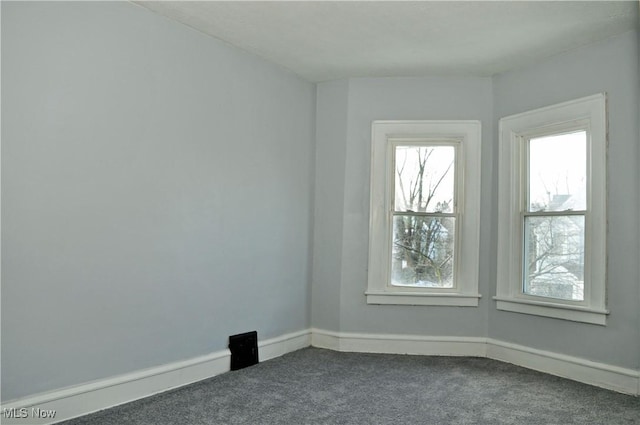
311, 328, 487, 357
259, 329, 311, 361
311, 328, 640, 396
486, 338, 640, 396
0, 329, 311, 425
3, 328, 637, 425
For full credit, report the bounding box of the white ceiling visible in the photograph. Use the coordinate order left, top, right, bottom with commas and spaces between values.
135, 1, 639, 82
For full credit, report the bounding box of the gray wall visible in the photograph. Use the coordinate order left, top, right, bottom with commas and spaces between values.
490, 30, 640, 370
313, 31, 639, 371
2, 2, 315, 401
312, 76, 493, 336
3, 0, 638, 405
311, 80, 349, 332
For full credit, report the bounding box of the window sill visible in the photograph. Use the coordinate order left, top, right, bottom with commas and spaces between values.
493, 296, 608, 325
366, 291, 481, 306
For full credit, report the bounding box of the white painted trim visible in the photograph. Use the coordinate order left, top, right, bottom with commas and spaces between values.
311, 328, 487, 357
365, 291, 481, 306
310, 328, 341, 351
258, 329, 312, 361
367, 120, 482, 306
494, 298, 608, 325
3, 328, 637, 425
311, 329, 640, 396
496, 93, 608, 325
0, 330, 311, 425
486, 338, 639, 396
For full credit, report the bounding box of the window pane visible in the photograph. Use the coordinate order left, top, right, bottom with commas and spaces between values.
394, 145, 455, 213
523, 215, 585, 301
528, 131, 586, 212
391, 215, 455, 288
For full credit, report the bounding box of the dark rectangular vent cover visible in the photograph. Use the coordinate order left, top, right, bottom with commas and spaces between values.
229, 331, 259, 371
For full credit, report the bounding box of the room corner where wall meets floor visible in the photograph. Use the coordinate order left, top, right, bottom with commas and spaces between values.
1, 329, 638, 425
2, 0, 316, 413
310, 329, 640, 397
0, 330, 312, 425
3, 1, 639, 423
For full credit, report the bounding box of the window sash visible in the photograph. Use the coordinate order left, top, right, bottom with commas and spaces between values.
523, 128, 588, 214
495, 93, 607, 325
390, 140, 460, 214
388, 141, 460, 290
393, 211, 457, 217
367, 120, 481, 307
389, 212, 459, 290
520, 128, 589, 304
521, 212, 586, 302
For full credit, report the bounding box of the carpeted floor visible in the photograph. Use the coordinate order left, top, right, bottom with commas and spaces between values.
61, 347, 640, 424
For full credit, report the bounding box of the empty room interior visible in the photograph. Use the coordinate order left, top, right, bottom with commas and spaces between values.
2, 1, 640, 424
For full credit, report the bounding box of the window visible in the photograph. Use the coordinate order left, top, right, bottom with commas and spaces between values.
366, 121, 481, 306
496, 94, 608, 325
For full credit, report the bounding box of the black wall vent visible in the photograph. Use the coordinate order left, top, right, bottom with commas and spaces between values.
229, 331, 259, 371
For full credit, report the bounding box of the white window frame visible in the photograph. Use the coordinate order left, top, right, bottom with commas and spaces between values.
366, 121, 481, 306
495, 94, 608, 325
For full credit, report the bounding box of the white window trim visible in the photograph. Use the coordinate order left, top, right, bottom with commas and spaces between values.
495, 94, 608, 325
366, 120, 482, 306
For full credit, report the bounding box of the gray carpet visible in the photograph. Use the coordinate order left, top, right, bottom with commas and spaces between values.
61, 348, 639, 425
